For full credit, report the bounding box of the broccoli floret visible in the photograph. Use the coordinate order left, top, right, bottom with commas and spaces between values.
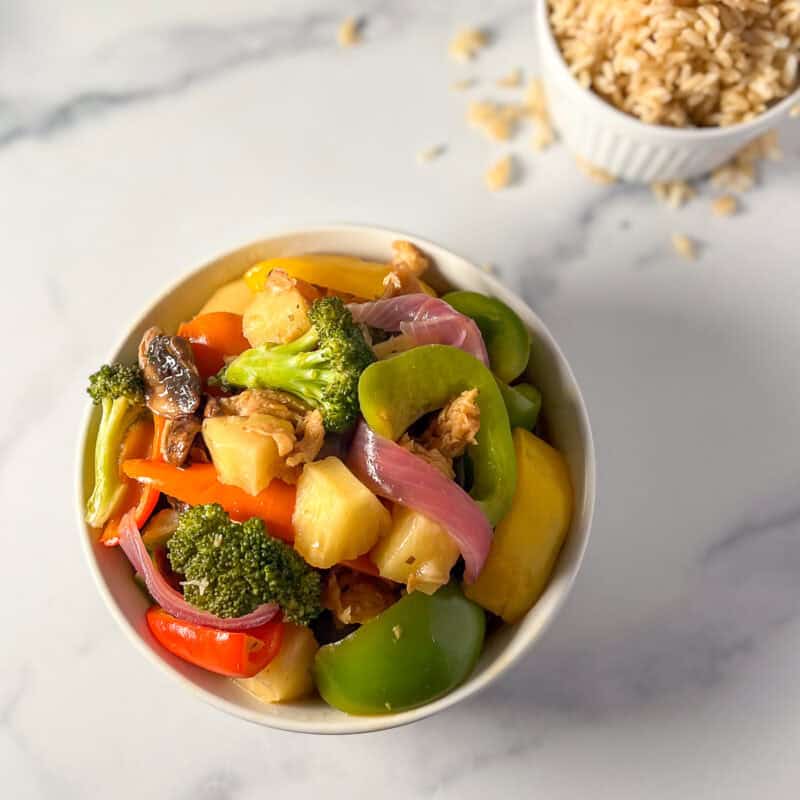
167, 504, 322, 625
221, 297, 375, 433
85, 363, 145, 528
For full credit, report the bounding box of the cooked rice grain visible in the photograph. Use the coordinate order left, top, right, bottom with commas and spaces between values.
548, 0, 800, 127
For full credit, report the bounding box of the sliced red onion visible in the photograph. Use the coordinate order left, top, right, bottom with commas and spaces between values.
347, 422, 492, 582
348, 294, 489, 366
117, 512, 279, 631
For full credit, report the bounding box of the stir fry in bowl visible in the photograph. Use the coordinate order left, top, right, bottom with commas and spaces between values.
83, 241, 574, 715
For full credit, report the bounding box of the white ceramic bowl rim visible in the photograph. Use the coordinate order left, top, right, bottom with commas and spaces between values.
76, 224, 596, 734
536, 0, 800, 141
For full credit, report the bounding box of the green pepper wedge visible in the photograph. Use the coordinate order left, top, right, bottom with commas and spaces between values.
497, 380, 541, 431
358, 344, 516, 525
313, 584, 485, 714
443, 291, 530, 384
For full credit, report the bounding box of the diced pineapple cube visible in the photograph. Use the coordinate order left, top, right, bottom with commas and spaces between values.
203, 414, 294, 496
199, 278, 254, 315
370, 506, 460, 595
243, 287, 311, 346
293, 457, 391, 568
237, 624, 318, 703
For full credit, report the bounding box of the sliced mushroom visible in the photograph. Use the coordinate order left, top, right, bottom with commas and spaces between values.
138, 327, 201, 419
161, 415, 202, 466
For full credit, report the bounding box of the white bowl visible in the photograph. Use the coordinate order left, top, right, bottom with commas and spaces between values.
76, 225, 595, 734
535, 0, 800, 182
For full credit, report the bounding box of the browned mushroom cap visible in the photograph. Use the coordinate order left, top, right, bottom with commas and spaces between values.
138, 327, 201, 418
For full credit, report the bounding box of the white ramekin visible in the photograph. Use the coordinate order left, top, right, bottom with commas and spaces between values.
76, 225, 595, 735
535, 0, 800, 182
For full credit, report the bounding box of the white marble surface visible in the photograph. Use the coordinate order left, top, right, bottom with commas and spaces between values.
2, 1, 800, 797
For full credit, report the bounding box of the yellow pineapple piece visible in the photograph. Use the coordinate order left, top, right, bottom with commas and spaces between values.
203, 414, 294, 496
243, 287, 311, 346
237, 624, 318, 703
293, 457, 390, 568
370, 505, 460, 595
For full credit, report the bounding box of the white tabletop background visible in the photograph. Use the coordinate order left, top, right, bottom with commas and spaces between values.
2, 1, 800, 797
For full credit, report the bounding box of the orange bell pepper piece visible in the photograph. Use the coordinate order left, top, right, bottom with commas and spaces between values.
122, 460, 296, 541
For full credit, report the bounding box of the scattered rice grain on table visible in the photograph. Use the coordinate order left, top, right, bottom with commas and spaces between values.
496, 67, 523, 88
485, 155, 514, 190
337, 17, 362, 47
417, 144, 447, 164
672, 233, 697, 260
651, 180, 696, 209
449, 28, 489, 62
468, 100, 523, 141
711, 194, 739, 217
791, 105, 800, 118
548, 0, 800, 127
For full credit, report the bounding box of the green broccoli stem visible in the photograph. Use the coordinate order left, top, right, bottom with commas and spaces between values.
223, 333, 331, 405
85, 397, 143, 528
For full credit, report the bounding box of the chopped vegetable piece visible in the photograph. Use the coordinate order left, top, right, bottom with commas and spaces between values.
293, 457, 391, 568
203, 414, 295, 495
85, 363, 146, 528
167, 504, 322, 625
141, 508, 180, 552
122, 460, 296, 541
349, 422, 492, 582
496, 380, 540, 431
237, 623, 318, 702
177, 312, 250, 382
223, 297, 375, 433
100, 415, 162, 546
348, 294, 489, 366
245, 255, 393, 300
314, 584, 485, 714
443, 291, 530, 383
370, 505, 460, 595
465, 429, 573, 622
358, 344, 516, 526
243, 281, 312, 346
146, 606, 284, 677
118, 511, 280, 630
198, 278, 254, 316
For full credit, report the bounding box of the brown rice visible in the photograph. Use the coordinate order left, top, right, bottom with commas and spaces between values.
548, 0, 800, 127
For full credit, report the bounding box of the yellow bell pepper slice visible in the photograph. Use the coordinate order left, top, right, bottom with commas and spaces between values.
244, 255, 437, 301
245, 255, 392, 300
464, 428, 573, 623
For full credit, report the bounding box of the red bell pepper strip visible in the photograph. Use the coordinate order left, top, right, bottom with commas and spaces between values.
177, 313, 250, 382
101, 415, 166, 547
122, 460, 296, 541
146, 607, 284, 677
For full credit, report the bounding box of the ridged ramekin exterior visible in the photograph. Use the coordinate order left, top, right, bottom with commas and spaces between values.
535, 0, 800, 183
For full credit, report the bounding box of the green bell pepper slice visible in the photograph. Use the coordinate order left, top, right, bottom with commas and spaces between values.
358, 344, 516, 525
314, 584, 485, 714
497, 381, 541, 431
443, 291, 530, 384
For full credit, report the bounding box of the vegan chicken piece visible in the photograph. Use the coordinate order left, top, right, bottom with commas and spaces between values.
381, 240, 431, 298
205, 388, 325, 474
138, 326, 203, 465
420, 388, 481, 458
322, 567, 399, 625
398, 434, 456, 480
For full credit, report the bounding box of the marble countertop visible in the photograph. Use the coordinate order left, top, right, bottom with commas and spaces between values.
3, 1, 800, 797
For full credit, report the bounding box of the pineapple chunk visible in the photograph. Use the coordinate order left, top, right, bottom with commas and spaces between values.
237, 624, 318, 703
199, 278, 254, 315
243, 287, 311, 346
370, 506, 460, 594
203, 414, 294, 496
293, 457, 391, 568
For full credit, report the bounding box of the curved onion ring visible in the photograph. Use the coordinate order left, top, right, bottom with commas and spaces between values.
347, 422, 492, 582
117, 512, 279, 631
348, 294, 489, 365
